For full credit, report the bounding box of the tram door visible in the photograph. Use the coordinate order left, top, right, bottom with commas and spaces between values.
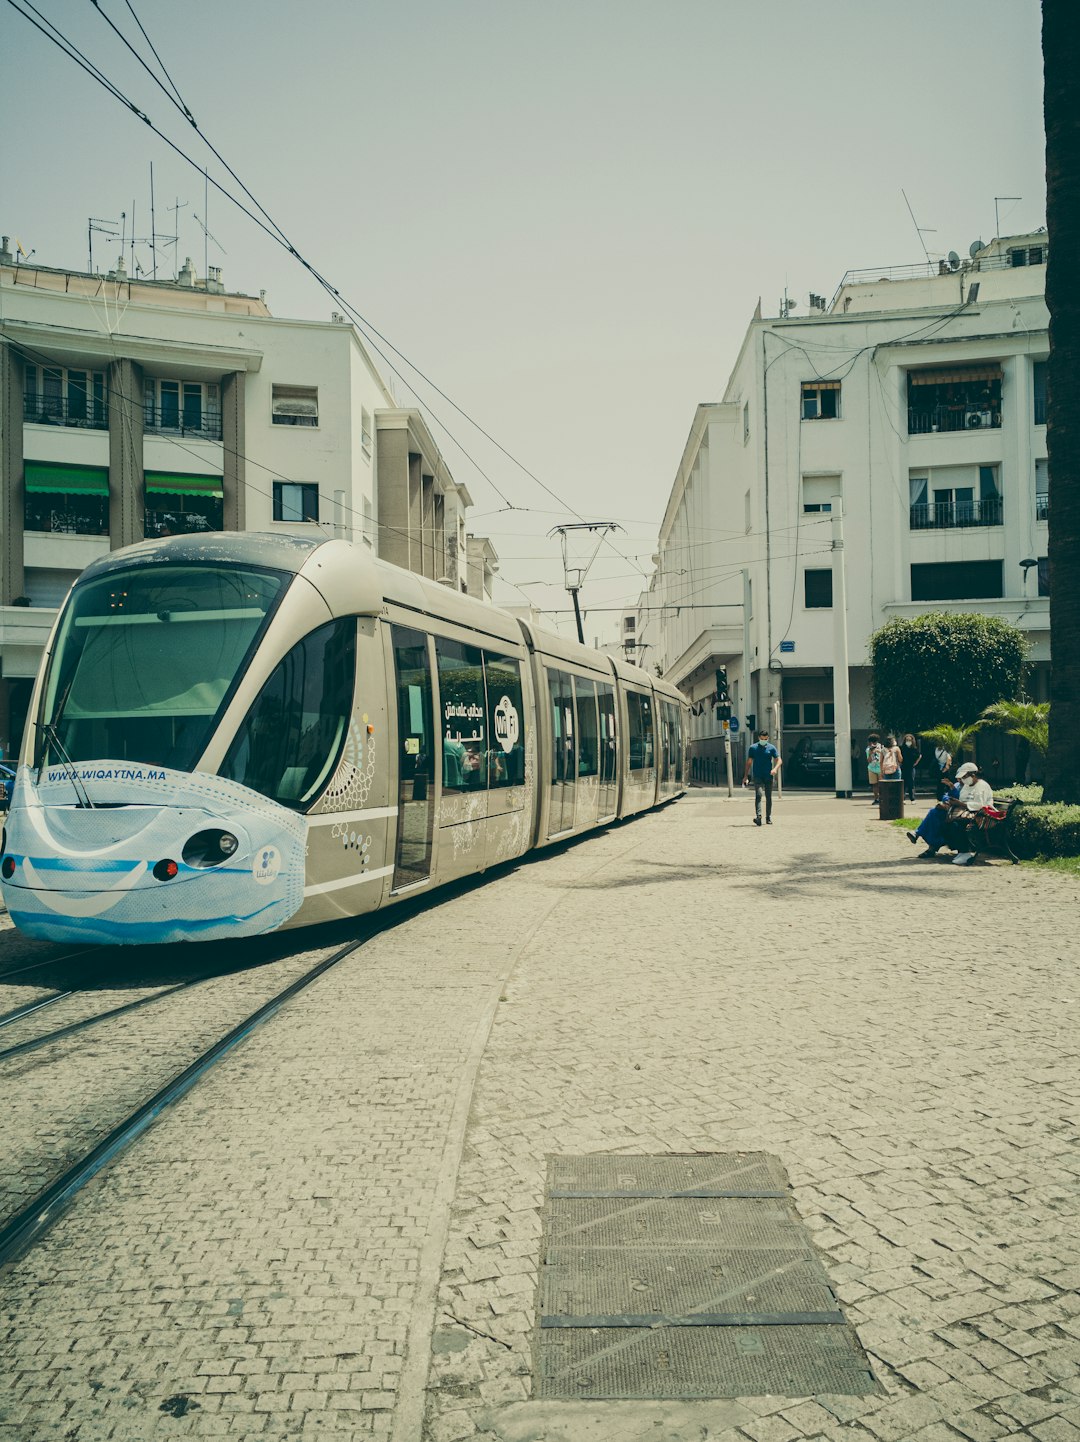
549, 667, 576, 834
391, 626, 435, 889
597, 682, 619, 818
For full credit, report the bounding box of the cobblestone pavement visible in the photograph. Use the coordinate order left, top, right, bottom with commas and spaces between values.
2, 791, 1079, 1442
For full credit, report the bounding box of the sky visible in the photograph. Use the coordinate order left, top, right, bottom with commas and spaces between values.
1, 0, 1048, 643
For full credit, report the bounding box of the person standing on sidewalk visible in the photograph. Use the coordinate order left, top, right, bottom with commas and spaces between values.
900, 732, 922, 802
743, 728, 781, 826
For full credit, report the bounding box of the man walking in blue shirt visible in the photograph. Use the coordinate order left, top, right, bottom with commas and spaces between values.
743, 728, 781, 826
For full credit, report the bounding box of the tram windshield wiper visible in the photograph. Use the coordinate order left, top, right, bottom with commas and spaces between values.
36, 721, 94, 809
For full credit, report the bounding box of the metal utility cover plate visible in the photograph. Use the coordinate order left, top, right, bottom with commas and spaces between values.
535, 1153, 879, 1401
540, 1248, 840, 1323
548, 1152, 788, 1198
536, 1322, 875, 1400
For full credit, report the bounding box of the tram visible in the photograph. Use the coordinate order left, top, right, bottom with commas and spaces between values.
0, 533, 688, 945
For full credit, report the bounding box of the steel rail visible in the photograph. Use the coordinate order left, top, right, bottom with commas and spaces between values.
0, 981, 200, 1063
0, 990, 75, 1030
0, 936, 361, 1268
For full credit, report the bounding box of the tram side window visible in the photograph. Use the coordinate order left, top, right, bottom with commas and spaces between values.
484, 652, 525, 788
626, 690, 654, 771
549, 667, 575, 783
574, 677, 599, 777
220, 618, 355, 808
670, 703, 684, 782
437, 637, 487, 791
597, 683, 618, 782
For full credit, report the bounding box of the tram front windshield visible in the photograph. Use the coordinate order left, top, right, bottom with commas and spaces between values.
36, 564, 289, 772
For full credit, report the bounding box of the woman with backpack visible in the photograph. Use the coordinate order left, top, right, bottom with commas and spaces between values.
866, 732, 883, 802
880, 735, 903, 789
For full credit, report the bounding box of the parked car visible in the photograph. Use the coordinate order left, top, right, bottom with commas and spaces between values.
788, 735, 836, 786
0, 763, 15, 810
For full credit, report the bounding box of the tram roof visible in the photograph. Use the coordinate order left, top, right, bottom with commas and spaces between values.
78, 530, 326, 585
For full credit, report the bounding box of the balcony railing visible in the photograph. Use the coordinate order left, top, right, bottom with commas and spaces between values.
1036, 495, 1049, 522
24, 395, 108, 430
908, 405, 1002, 435
910, 497, 1003, 530
144, 406, 223, 440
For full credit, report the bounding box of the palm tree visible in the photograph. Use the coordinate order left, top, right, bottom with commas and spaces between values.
1043, 0, 1080, 802
980, 700, 1050, 757
919, 722, 984, 769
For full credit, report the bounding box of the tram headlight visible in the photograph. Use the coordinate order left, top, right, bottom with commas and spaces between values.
182, 829, 240, 868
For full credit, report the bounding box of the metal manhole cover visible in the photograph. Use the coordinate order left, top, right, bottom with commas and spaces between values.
534, 1153, 879, 1400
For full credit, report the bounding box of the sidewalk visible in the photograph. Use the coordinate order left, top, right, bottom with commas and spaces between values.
2, 791, 1078, 1442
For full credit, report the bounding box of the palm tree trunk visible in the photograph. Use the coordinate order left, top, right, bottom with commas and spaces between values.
1043, 0, 1080, 802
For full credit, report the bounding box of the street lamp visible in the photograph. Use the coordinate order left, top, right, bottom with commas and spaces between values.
1020, 557, 1038, 594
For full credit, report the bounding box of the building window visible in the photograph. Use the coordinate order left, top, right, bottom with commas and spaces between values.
145, 472, 224, 537
144, 378, 221, 439
743, 402, 750, 443
23, 364, 108, 429
801, 381, 840, 420
804, 569, 833, 608
624, 616, 635, 633
802, 475, 839, 513
783, 703, 800, 727
909, 465, 1002, 529
910, 561, 1003, 602
907, 367, 1002, 434
24, 461, 109, 535
1033, 361, 1048, 425
271, 383, 319, 427
361, 407, 373, 456
362, 495, 374, 548
1036, 459, 1049, 521
803, 703, 821, 725
1038, 558, 1049, 597
273, 481, 319, 523
1009, 244, 1046, 268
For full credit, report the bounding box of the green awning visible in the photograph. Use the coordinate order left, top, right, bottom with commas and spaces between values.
145, 471, 224, 499
25, 462, 109, 495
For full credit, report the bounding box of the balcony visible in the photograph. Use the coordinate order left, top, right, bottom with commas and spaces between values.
23, 395, 108, 430
908, 404, 1001, 435
144, 405, 222, 441
910, 497, 1003, 530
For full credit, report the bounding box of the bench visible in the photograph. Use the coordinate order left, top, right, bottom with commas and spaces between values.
957, 798, 1025, 864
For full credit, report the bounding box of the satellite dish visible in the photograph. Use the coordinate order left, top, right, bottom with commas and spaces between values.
969, 239, 984, 259
948, 251, 961, 270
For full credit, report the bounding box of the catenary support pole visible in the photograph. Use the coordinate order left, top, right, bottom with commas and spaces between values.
832, 497, 853, 796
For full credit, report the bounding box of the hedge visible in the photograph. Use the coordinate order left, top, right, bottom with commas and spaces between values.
996, 787, 1080, 859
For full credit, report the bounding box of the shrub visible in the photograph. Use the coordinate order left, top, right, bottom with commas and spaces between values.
869, 613, 1027, 734
1002, 799, 1080, 860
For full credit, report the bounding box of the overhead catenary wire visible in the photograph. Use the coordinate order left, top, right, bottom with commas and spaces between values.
20, 0, 648, 581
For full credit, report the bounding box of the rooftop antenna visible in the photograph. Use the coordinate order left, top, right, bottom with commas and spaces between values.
87, 216, 118, 274
549, 521, 621, 644
150, 162, 157, 279
193, 212, 227, 256
994, 196, 1021, 240
167, 198, 188, 279
901, 188, 935, 268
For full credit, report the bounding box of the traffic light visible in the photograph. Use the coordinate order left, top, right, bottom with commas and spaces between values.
715, 667, 729, 702
746, 713, 757, 733
717, 703, 732, 721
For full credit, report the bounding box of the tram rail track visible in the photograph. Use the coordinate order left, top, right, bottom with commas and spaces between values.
0, 933, 366, 1269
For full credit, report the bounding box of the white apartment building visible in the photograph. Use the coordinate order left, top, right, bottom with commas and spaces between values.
0, 238, 486, 752
650, 233, 1050, 785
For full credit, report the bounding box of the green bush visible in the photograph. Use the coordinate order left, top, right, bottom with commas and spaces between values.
1002, 799, 1080, 860
869, 613, 1027, 734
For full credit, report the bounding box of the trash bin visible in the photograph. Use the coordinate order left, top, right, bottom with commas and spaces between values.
878, 777, 904, 820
